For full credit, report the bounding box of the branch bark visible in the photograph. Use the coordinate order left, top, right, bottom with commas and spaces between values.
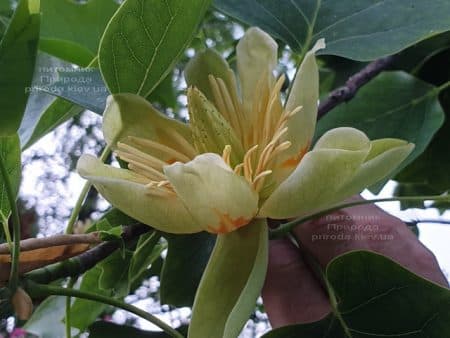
24, 224, 150, 284
317, 55, 396, 119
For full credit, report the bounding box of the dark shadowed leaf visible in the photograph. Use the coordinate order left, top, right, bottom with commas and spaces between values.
214, 0, 450, 61
0, 0, 40, 136
89, 321, 188, 338
0, 135, 21, 227
160, 232, 215, 308
263, 251, 450, 337
40, 0, 119, 66
316, 71, 445, 193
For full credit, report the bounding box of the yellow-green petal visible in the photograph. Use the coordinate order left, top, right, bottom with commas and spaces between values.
259, 127, 371, 219
335, 139, 414, 198
164, 153, 258, 234
237, 27, 278, 115
274, 39, 325, 179
77, 154, 201, 234
103, 93, 196, 161
189, 219, 268, 338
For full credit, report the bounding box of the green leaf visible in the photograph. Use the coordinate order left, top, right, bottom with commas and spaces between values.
0, 1, 11, 15
89, 321, 188, 338
37, 67, 177, 115
188, 219, 268, 338
86, 208, 136, 233
316, 71, 445, 192
20, 97, 83, 149
0, 135, 21, 226
24, 296, 77, 338
98, 225, 123, 241
395, 76, 450, 195
38, 67, 109, 114
160, 232, 215, 308
40, 0, 119, 66
262, 314, 345, 338
99, 0, 211, 96
394, 32, 450, 74
19, 52, 85, 148
0, 0, 40, 136
70, 266, 111, 330
98, 249, 133, 295
214, 0, 450, 61
128, 232, 164, 291
263, 250, 450, 338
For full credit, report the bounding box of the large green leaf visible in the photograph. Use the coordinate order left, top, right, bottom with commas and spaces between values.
214, 0, 450, 61
37, 67, 177, 115
19, 52, 85, 149
316, 71, 445, 192
0, 135, 21, 227
99, 0, 211, 96
160, 232, 215, 308
188, 219, 268, 338
39, 67, 109, 115
0, 0, 40, 136
263, 250, 450, 338
40, 0, 119, 66
395, 53, 450, 196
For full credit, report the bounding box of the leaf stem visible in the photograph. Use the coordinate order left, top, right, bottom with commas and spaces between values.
25, 280, 184, 338
0, 211, 13, 249
0, 153, 21, 293
438, 80, 450, 92
65, 278, 76, 338
270, 194, 450, 238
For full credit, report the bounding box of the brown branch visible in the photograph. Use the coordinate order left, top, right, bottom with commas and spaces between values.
0, 233, 100, 254
317, 55, 396, 119
24, 224, 150, 284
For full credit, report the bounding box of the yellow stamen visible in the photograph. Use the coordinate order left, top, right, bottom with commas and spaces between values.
128, 163, 166, 181
234, 163, 244, 175
163, 129, 197, 159
222, 145, 232, 166
253, 170, 272, 185
217, 77, 242, 139
116, 144, 167, 171
243, 145, 258, 182
127, 136, 191, 163
262, 75, 285, 144
209, 75, 230, 122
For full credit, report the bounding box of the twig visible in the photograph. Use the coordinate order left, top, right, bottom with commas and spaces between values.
317, 55, 396, 119
0, 233, 101, 254
25, 223, 149, 284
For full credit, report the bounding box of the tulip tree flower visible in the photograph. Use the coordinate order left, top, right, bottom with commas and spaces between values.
77, 27, 414, 338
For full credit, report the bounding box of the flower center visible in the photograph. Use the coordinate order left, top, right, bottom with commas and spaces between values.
211, 73, 301, 193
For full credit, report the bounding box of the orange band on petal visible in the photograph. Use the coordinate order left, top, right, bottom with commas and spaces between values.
207, 211, 251, 234
281, 145, 309, 169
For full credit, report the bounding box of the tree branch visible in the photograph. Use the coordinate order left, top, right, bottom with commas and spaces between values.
317, 55, 396, 119
25, 224, 150, 284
